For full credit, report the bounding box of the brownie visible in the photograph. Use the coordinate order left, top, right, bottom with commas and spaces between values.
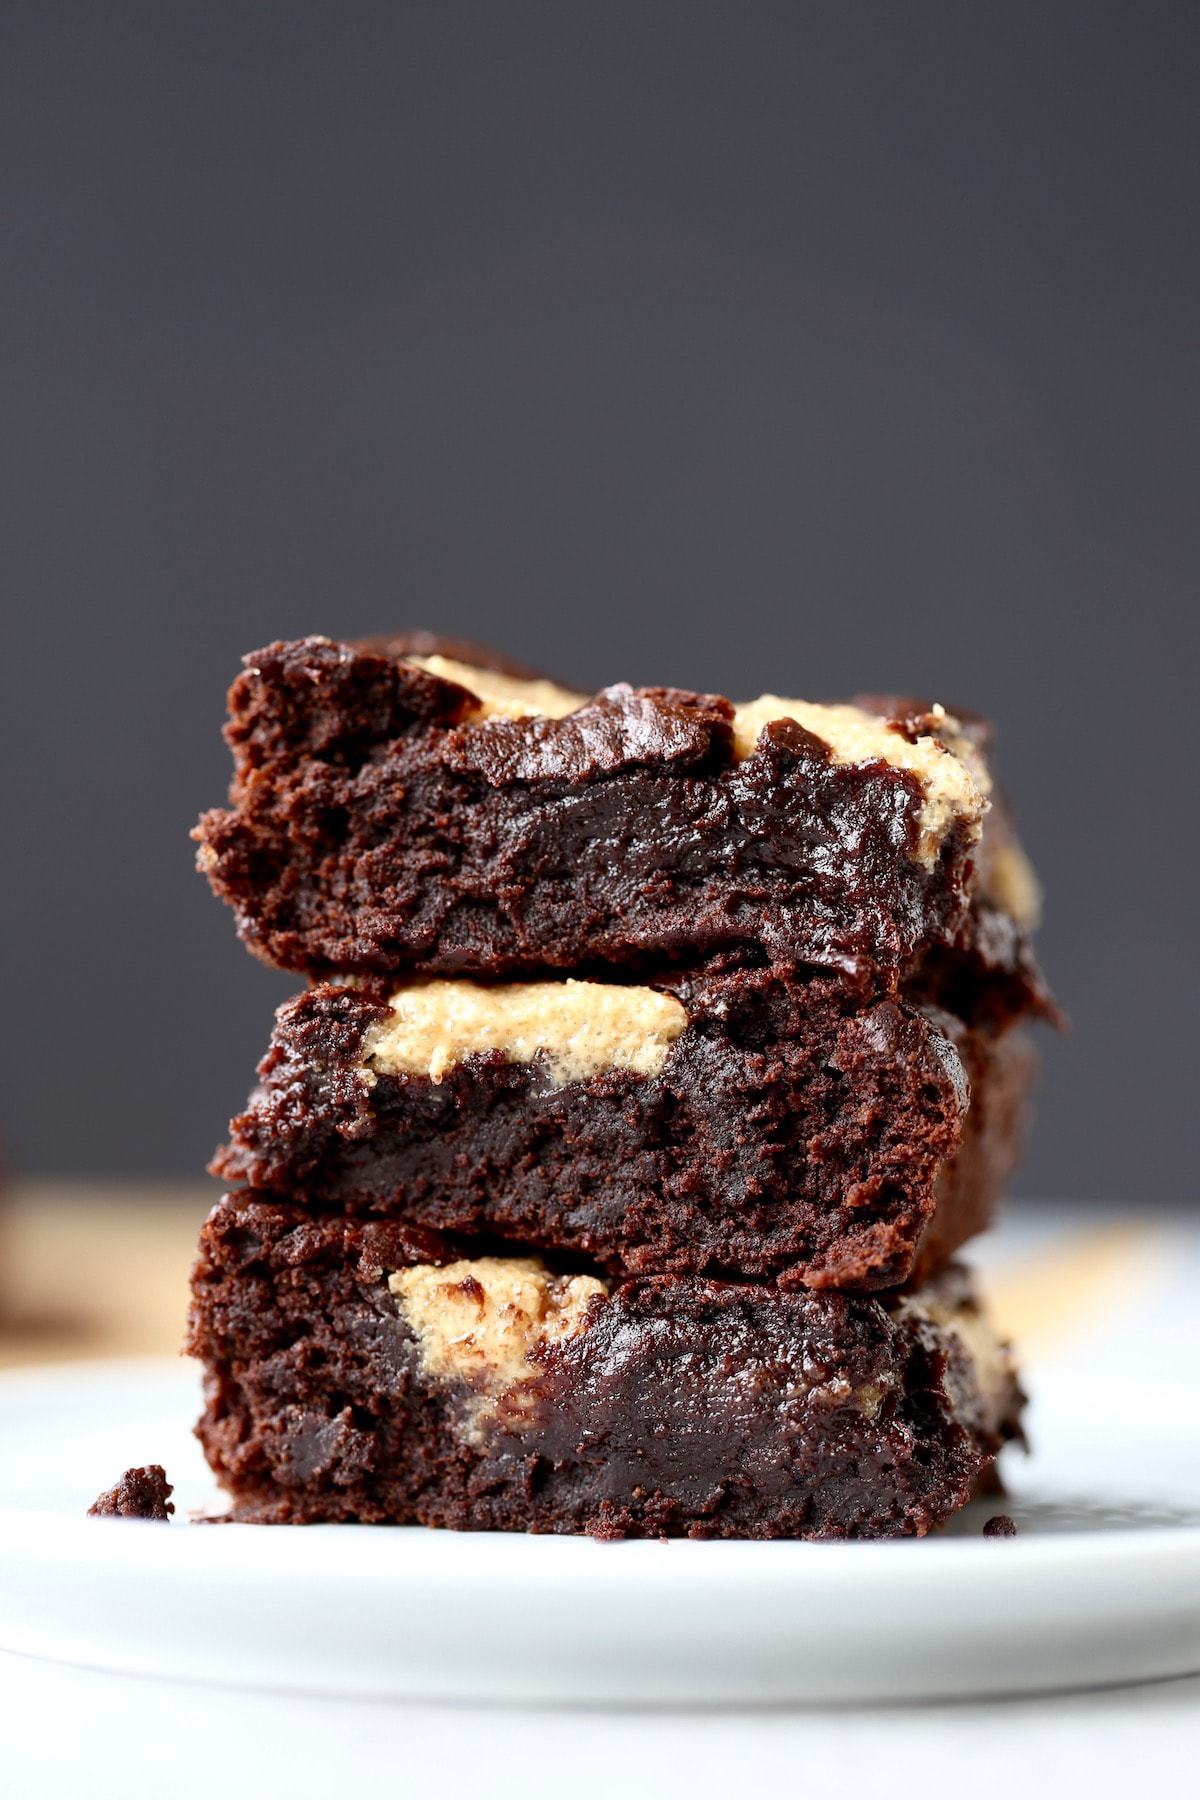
88, 1465, 175, 1520
214, 967, 1033, 1291
983, 1513, 1018, 1537
188, 1194, 1023, 1539
194, 635, 1049, 1005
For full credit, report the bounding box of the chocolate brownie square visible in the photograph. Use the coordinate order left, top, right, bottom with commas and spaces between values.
214, 967, 1033, 1291
188, 1194, 1024, 1539
195, 636, 1048, 1007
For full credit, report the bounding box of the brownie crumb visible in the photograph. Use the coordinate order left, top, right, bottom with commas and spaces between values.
88, 1465, 175, 1520
983, 1512, 1017, 1538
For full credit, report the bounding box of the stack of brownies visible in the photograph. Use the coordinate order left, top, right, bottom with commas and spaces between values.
187, 633, 1051, 1537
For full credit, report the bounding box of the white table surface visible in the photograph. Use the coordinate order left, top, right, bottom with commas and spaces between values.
3, 1649, 1198, 1799
5, 1200, 1198, 1791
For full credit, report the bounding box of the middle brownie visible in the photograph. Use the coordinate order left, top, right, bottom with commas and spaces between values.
215, 967, 1031, 1291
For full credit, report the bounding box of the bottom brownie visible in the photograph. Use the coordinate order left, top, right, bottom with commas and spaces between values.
188, 1194, 1023, 1539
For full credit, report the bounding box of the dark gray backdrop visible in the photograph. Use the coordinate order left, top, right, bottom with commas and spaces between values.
3, 3, 1197, 1200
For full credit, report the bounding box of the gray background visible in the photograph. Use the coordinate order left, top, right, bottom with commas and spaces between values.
2, 3, 1196, 1200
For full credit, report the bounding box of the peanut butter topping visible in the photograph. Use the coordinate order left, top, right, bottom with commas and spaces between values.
413, 656, 989, 868
362, 978, 688, 1089
389, 1256, 607, 1443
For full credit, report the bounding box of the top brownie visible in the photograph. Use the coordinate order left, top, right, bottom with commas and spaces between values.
195, 634, 1044, 997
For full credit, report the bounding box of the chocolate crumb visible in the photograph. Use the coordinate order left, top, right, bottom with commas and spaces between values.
983, 1512, 1017, 1538
88, 1464, 175, 1520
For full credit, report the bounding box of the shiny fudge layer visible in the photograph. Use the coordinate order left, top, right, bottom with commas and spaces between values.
188, 1195, 1023, 1539
194, 635, 1048, 1003
214, 968, 1032, 1291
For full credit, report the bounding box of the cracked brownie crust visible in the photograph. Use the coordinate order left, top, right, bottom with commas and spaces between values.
214, 968, 1033, 1291
188, 1195, 1023, 1539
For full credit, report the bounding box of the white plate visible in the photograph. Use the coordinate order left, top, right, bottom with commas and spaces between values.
2, 1357, 1198, 1704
